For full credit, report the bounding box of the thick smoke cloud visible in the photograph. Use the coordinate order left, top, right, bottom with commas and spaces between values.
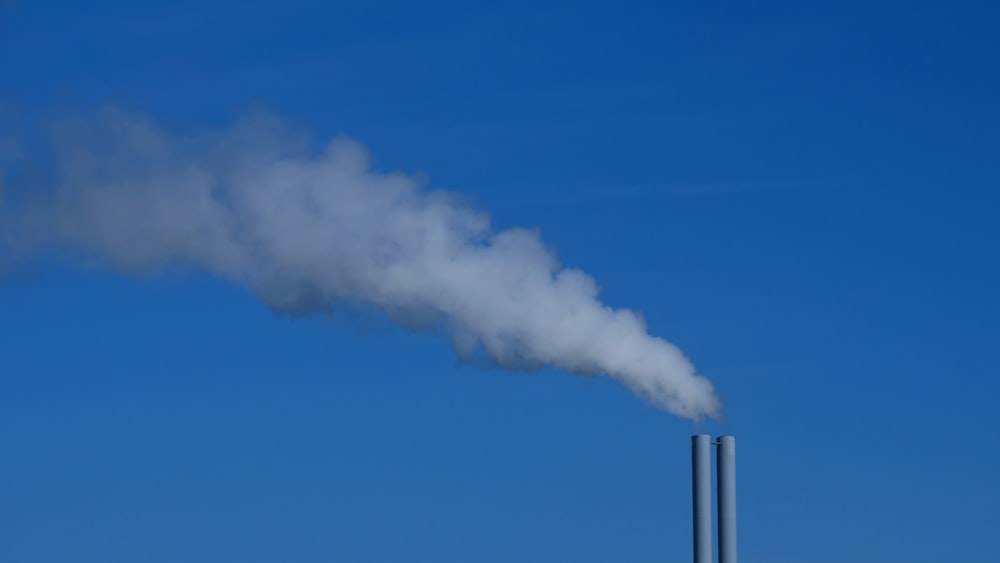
0, 110, 720, 419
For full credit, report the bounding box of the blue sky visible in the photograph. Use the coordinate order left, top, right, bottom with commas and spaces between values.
2, 1, 999, 562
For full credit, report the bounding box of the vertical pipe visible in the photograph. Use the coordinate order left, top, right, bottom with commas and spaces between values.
691, 434, 712, 563
717, 435, 737, 563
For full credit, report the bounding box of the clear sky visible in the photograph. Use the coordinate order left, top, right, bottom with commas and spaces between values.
1, 1, 998, 562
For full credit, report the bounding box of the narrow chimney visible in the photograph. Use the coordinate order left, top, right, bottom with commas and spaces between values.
717, 435, 737, 563
691, 434, 712, 563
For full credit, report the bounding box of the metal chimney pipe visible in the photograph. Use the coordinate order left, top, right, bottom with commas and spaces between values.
717, 435, 737, 563
691, 434, 712, 563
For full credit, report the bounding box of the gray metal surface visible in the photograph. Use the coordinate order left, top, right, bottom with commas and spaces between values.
691, 434, 712, 563
717, 435, 737, 563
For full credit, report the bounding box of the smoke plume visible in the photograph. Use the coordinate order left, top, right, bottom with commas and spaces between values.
0, 109, 720, 419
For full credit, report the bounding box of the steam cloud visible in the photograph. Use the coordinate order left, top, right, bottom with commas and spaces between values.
0, 110, 720, 419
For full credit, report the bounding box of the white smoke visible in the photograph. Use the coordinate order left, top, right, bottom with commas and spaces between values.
0, 109, 720, 419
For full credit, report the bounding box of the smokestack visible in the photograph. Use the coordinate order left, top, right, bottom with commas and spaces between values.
690, 434, 738, 563
691, 434, 712, 563
717, 435, 737, 563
